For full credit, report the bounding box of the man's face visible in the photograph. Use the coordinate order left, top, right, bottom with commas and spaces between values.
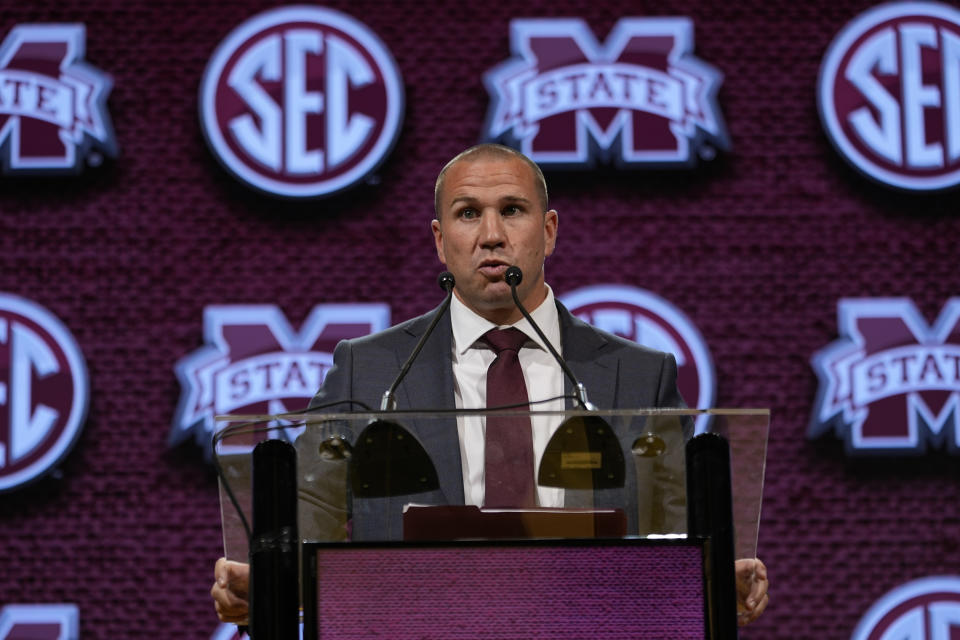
432, 155, 558, 324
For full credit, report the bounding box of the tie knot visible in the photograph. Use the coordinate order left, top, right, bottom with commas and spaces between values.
481, 327, 528, 354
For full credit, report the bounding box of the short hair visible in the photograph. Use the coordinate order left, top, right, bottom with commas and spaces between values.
433, 143, 549, 219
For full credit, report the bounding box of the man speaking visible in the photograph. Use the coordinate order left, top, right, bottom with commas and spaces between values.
211, 143, 769, 626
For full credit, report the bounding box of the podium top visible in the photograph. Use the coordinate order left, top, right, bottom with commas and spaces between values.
216, 407, 770, 421
213, 408, 768, 562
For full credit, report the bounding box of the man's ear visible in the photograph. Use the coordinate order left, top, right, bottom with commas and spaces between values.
543, 209, 558, 257
431, 218, 447, 264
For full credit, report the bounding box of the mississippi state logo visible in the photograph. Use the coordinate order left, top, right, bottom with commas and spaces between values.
818, 2, 960, 191
483, 18, 729, 168
0, 24, 116, 174
199, 6, 404, 198
559, 285, 715, 434
851, 576, 960, 640
0, 604, 79, 640
170, 304, 390, 452
0, 294, 89, 493
810, 298, 960, 454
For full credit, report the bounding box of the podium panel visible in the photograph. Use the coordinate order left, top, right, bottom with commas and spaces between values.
303, 538, 707, 640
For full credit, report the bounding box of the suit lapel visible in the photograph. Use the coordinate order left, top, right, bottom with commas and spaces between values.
557, 302, 632, 515
558, 302, 618, 410
394, 306, 464, 504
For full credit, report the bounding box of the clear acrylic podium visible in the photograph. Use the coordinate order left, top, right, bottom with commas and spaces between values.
214, 408, 768, 640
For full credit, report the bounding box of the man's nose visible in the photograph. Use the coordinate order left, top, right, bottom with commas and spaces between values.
479, 210, 506, 247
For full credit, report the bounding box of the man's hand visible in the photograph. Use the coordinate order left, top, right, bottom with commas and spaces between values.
735, 557, 769, 626
211, 558, 250, 624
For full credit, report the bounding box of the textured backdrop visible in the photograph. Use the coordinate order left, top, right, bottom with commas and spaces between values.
1, 0, 959, 638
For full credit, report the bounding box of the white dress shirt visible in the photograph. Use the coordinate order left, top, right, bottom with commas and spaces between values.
449, 285, 566, 507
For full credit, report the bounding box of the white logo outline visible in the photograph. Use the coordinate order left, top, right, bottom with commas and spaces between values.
851, 575, 960, 640
198, 6, 404, 198
0, 294, 89, 493
0, 603, 80, 640
559, 284, 716, 435
170, 303, 390, 453
0, 23, 116, 174
809, 297, 960, 454
818, 1, 960, 191
483, 17, 729, 168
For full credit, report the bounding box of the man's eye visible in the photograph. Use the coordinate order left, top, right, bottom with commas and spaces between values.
458, 208, 478, 219
502, 205, 521, 216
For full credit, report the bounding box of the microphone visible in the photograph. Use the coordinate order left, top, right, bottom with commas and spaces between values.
380, 270, 456, 411
505, 266, 625, 490
350, 271, 454, 498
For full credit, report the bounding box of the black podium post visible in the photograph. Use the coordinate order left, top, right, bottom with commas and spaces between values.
687, 432, 739, 640
249, 440, 300, 640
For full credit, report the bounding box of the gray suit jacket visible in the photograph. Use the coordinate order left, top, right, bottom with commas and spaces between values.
301, 301, 690, 540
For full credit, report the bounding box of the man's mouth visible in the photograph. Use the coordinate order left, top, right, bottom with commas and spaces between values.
478, 260, 509, 278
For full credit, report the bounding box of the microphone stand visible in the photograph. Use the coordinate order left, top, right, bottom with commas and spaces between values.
505, 266, 594, 410
349, 272, 455, 498
504, 266, 625, 491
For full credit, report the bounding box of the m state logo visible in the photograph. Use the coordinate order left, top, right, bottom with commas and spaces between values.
558, 284, 715, 435
0, 294, 89, 493
170, 304, 390, 453
483, 18, 729, 168
199, 6, 404, 198
0, 24, 116, 174
0, 604, 79, 640
809, 298, 960, 454
851, 576, 960, 640
818, 2, 960, 191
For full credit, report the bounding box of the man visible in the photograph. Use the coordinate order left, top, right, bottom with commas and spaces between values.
212, 144, 769, 625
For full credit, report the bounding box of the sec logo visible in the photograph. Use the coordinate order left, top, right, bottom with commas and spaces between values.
559, 284, 715, 434
852, 576, 960, 640
818, 2, 960, 191
199, 6, 404, 198
0, 294, 88, 493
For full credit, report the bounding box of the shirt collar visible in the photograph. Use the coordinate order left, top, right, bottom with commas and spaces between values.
450, 285, 561, 356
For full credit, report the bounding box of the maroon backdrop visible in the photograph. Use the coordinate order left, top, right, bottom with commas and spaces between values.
1, 1, 959, 638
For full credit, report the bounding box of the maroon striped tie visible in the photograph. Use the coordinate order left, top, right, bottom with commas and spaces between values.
481, 327, 536, 508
